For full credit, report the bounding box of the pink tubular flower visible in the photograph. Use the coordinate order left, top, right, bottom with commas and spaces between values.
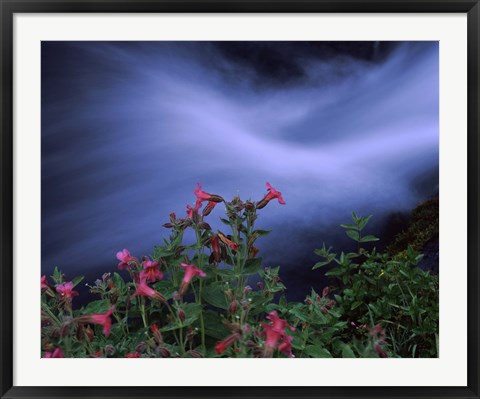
56, 282, 79, 302
215, 333, 241, 355
266, 310, 295, 334
257, 182, 286, 209
278, 335, 294, 358
179, 262, 207, 295
194, 183, 223, 204
43, 348, 64, 358
140, 260, 163, 283
116, 249, 136, 270
88, 306, 114, 337
186, 200, 201, 220
265, 183, 286, 204
132, 279, 166, 302
261, 311, 295, 357
41, 275, 49, 290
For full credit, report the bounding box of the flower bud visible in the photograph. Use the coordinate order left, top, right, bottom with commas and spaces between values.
228, 301, 238, 315
249, 245, 260, 258
264, 290, 271, 298
225, 289, 233, 302
135, 342, 147, 353
60, 322, 71, 338
186, 327, 197, 342
150, 324, 163, 344
188, 350, 204, 358
156, 347, 171, 358
320, 307, 328, 315
257, 282, 264, 290
244, 201, 254, 211
304, 298, 313, 305
178, 307, 186, 322
273, 276, 281, 283
85, 326, 95, 342
322, 286, 330, 297
202, 202, 216, 217
325, 300, 336, 309
163, 222, 174, 228
200, 222, 212, 230
102, 273, 112, 284
105, 345, 116, 357
242, 324, 251, 334
243, 285, 252, 296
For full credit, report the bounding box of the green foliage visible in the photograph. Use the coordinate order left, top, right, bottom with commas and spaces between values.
40, 187, 438, 359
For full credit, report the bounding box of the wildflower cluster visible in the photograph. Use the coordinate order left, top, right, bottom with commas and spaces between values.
41, 183, 438, 358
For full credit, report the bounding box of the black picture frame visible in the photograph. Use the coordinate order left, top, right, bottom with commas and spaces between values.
1, 1, 479, 398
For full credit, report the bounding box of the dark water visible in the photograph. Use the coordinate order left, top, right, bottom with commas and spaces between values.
41, 41, 439, 302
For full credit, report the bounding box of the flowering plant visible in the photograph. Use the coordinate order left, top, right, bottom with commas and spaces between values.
41, 183, 438, 358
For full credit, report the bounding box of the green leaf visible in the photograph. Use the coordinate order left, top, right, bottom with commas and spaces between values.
304, 345, 333, 358
341, 343, 356, 358
202, 284, 229, 310
112, 272, 126, 290
352, 211, 359, 223
83, 299, 111, 314
345, 229, 360, 241
203, 311, 230, 340
253, 229, 272, 237
214, 268, 236, 278
358, 215, 373, 231
340, 223, 358, 230
360, 235, 379, 243
350, 301, 363, 310
313, 260, 331, 269
242, 257, 263, 275
71, 276, 84, 288
289, 306, 310, 322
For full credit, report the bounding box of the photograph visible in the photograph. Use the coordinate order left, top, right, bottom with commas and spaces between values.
40, 40, 439, 359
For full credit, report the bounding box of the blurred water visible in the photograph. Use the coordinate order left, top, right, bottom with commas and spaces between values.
41, 41, 438, 301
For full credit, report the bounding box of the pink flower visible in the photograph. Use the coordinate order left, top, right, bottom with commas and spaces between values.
179, 262, 207, 295
374, 344, 388, 358
186, 201, 201, 220
88, 306, 114, 337
132, 278, 166, 302
125, 352, 140, 358
41, 275, 49, 290
56, 282, 79, 301
257, 183, 286, 209
43, 348, 64, 358
194, 183, 223, 204
261, 311, 295, 356
266, 310, 294, 334
265, 183, 286, 204
116, 249, 136, 270
215, 333, 241, 355
278, 335, 294, 358
140, 260, 163, 283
